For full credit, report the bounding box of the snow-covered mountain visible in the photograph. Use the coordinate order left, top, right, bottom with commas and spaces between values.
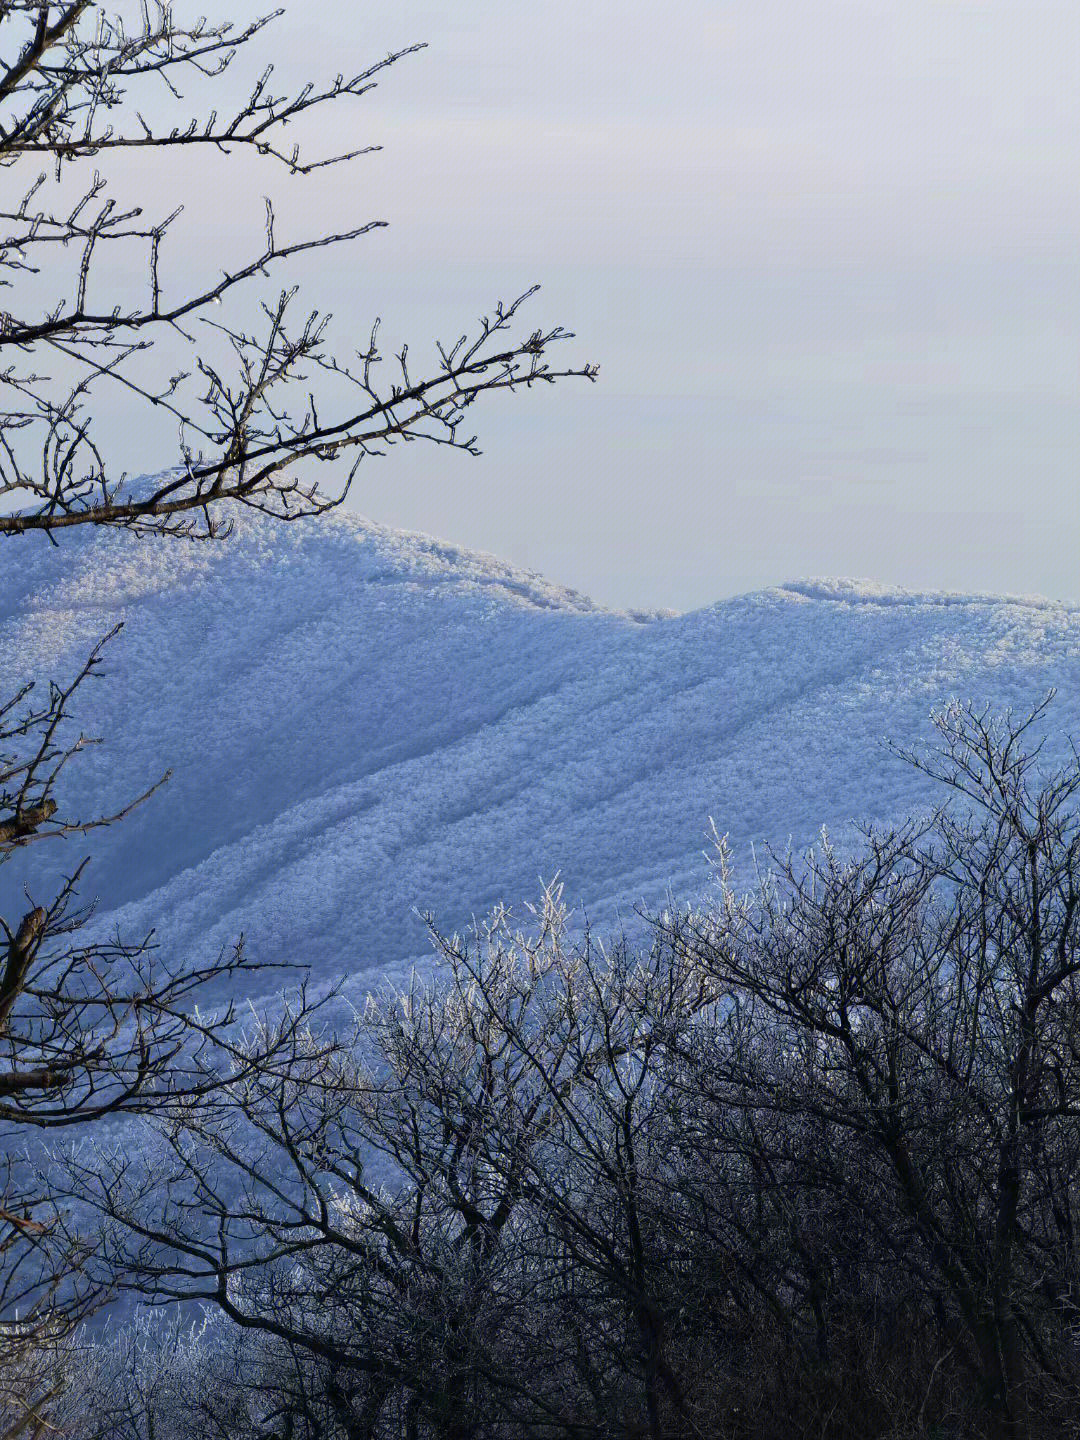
3, 508, 1079, 1003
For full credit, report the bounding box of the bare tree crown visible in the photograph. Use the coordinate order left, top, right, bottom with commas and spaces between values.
0, 2, 596, 539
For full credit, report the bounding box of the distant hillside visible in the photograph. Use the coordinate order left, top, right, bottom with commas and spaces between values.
3, 506, 1079, 1004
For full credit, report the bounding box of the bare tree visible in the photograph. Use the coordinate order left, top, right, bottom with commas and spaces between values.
665, 699, 1080, 1440
0, 4, 593, 1430
0, 619, 338, 1439
0, 2, 595, 538
67, 889, 717, 1439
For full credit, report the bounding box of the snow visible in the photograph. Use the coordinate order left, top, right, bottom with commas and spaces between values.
3, 505, 1079, 1004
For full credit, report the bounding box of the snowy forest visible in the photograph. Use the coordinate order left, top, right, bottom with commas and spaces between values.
3, 6, 1080, 1440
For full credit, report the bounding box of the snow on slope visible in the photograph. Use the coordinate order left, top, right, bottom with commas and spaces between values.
3, 507, 1079, 1003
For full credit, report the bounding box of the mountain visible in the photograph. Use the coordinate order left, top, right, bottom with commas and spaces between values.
3, 508, 1079, 1005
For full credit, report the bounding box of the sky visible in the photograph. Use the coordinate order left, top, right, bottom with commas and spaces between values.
81, 1, 1080, 611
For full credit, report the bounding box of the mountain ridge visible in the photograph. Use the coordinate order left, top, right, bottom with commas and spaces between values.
3, 505, 1078, 1001
778, 577, 1080, 611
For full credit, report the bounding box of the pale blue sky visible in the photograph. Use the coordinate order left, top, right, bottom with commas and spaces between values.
109, 2, 1080, 609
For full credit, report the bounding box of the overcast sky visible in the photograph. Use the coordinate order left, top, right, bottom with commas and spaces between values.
126, 2, 1080, 610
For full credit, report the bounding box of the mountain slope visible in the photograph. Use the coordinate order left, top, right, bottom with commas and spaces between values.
3, 508, 1079, 1001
